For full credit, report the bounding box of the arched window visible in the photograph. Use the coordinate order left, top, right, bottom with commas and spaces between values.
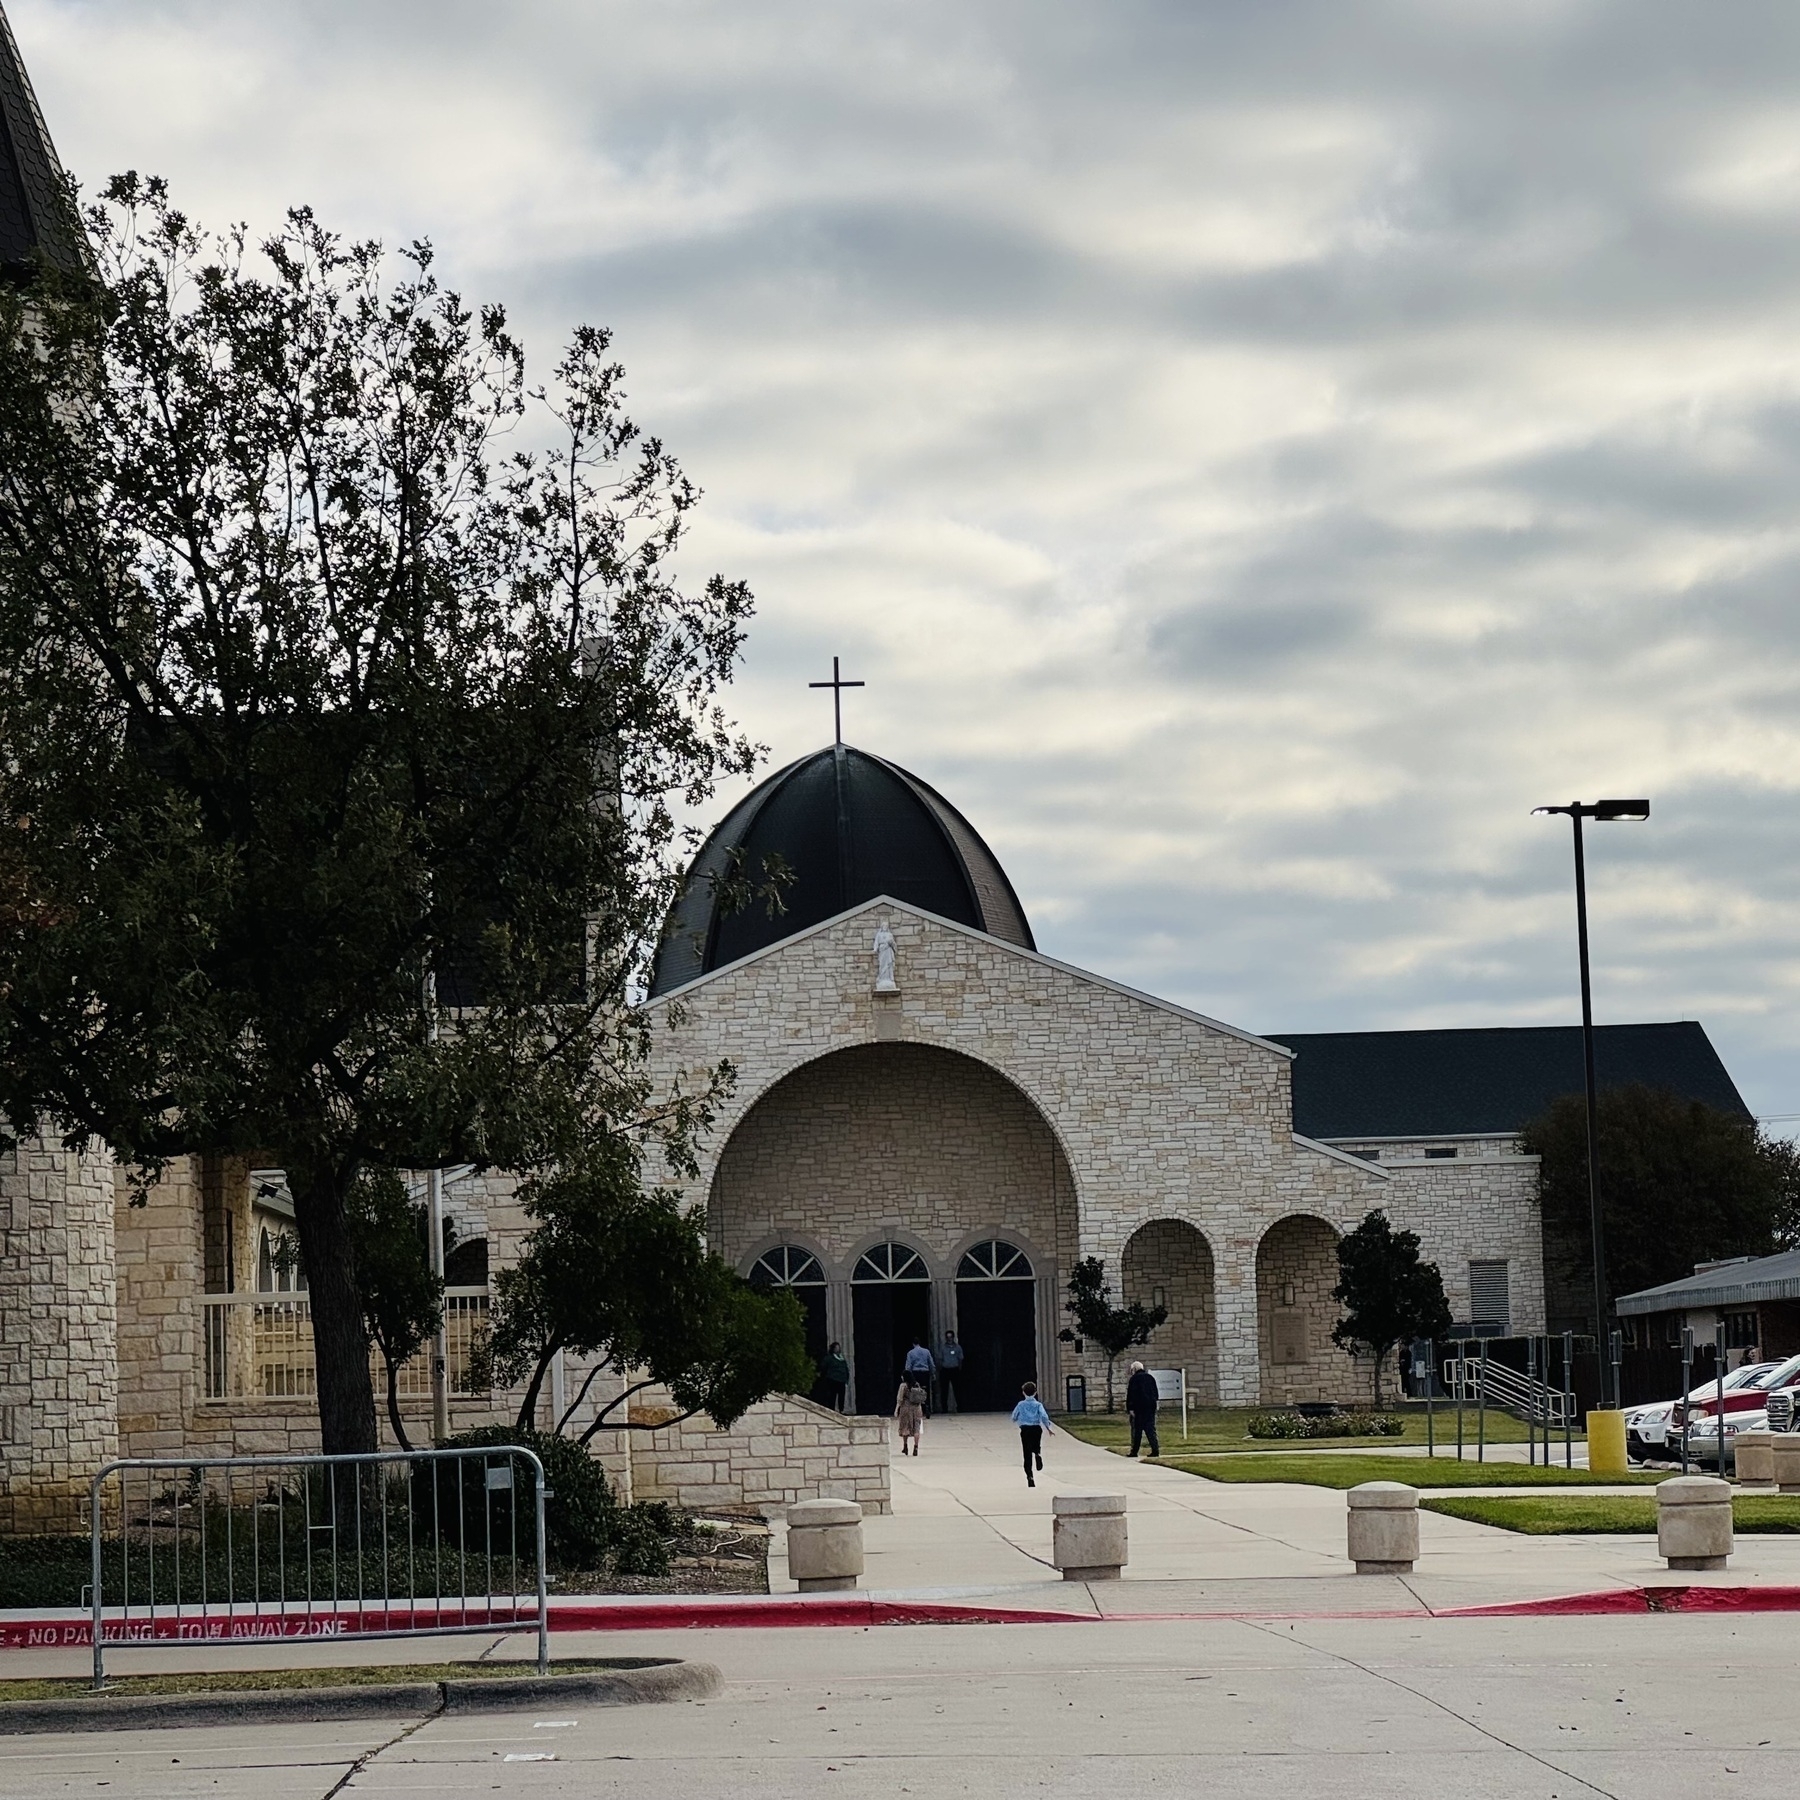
852, 1242, 929, 1283
956, 1239, 1033, 1281
749, 1246, 826, 1288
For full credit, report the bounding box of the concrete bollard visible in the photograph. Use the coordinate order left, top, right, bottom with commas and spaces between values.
1734, 1431, 1776, 1488
1346, 1482, 1419, 1573
786, 1497, 865, 1592
1052, 1491, 1128, 1581
1656, 1475, 1733, 1571
1772, 1436, 1800, 1496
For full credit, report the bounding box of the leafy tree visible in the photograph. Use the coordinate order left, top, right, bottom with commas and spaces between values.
1521, 1085, 1798, 1322
345, 1168, 442, 1452
486, 1147, 815, 1441
1330, 1210, 1452, 1407
1058, 1256, 1167, 1412
0, 176, 762, 1454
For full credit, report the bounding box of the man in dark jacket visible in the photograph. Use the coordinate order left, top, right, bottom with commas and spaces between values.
1125, 1360, 1161, 1458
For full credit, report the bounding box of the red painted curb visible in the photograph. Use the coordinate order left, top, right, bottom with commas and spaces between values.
12, 1583, 1800, 1646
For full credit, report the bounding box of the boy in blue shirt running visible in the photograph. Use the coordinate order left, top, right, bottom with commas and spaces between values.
1010, 1382, 1053, 1487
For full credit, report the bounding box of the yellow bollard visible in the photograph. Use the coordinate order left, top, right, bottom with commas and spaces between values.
1587, 1409, 1628, 1476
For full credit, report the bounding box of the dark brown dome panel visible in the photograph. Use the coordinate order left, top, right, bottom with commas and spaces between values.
648, 745, 1033, 996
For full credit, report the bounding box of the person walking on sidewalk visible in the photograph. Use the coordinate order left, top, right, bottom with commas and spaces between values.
1125, 1360, 1161, 1459
895, 1375, 928, 1455
904, 1339, 936, 1415
1011, 1381, 1053, 1486
937, 1331, 965, 1413
820, 1341, 850, 1413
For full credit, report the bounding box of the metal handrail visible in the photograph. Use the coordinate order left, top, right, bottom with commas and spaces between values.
89, 1444, 548, 1688
1442, 1355, 1572, 1425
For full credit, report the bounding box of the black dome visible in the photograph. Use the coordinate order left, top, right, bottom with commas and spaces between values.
648, 745, 1033, 996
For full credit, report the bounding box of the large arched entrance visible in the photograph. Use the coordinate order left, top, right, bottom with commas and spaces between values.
851, 1241, 932, 1413
747, 1245, 831, 1403
707, 1041, 1079, 1412
1121, 1219, 1218, 1405
1256, 1214, 1363, 1405
955, 1239, 1036, 1410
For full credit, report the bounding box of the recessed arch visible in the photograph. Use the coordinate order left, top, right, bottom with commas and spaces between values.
706, 1040, 1078, 1413
1121, 1218, 1219, 1406
1256, 1213, 1365, 1406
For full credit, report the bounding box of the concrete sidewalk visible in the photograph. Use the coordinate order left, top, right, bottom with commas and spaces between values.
767, 1411, 1800, 1609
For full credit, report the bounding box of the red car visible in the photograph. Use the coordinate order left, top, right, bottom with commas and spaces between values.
1673, 1354, 1799, 1427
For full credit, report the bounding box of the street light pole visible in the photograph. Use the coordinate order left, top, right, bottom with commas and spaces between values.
1568, 807, 1609, 1405
1534, 798, 1649, 1412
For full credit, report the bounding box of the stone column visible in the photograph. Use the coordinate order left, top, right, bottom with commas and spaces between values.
1212, 1238, 1261, 1408
0, 1131, 119, 1532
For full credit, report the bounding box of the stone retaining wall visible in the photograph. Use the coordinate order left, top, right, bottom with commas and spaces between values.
630, 1393, 891, 1514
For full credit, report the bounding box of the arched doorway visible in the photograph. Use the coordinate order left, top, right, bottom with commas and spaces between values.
851, 1241, 932, 1413
1256, 1214, 1363, 1405
955, 1239, 1036, 1410
747, 1245, 830, 1403
1120, 1219, 1218, 1405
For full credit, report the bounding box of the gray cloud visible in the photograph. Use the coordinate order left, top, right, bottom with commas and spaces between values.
19, 0, 1800, 1121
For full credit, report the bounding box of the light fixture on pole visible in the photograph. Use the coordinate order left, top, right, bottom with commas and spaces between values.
1532, 798, 1649, 1409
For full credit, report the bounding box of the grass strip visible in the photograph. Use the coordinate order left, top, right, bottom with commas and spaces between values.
1054, 1406, 1544, 1456
1165, 1453, 1667, 1489
0, 1659, 657, 1704
1422, 1494, 1800, 1535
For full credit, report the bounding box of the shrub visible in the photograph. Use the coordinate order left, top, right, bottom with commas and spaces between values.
436, 1427, 671, 1575
1246, 1410, 1405, 1440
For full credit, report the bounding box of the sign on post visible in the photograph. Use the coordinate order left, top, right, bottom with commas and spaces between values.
1150, 1367, 1188, 1440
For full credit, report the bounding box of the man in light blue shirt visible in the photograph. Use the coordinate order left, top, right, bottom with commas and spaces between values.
903, 1339, 935, 1414
1010, 1381, 1053, 1487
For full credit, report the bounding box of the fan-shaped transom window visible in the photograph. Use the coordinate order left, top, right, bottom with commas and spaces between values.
749, 1246, 825, 1288
957, 1239, 1032, 1281
852, 1242, 929, 1283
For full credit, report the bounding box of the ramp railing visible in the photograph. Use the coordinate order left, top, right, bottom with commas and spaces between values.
1441, 1354, 1573, 1426
88, 1445, 547, 1688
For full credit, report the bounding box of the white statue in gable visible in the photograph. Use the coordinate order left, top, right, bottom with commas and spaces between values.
873, 918, 898, 993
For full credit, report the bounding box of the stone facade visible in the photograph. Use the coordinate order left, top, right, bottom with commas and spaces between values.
632, 1393, 891, 1515
646, 899, 1414, 1409
1122, 1219, 1219, 1404
0, 1133, 117, 1531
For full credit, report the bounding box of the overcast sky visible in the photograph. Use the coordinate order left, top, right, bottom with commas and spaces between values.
18, 0, 1800, 1121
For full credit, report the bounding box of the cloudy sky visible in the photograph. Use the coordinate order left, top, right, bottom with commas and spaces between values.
17, 0, 1800, 1120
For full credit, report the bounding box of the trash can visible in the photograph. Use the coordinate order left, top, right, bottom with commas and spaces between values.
1065, 1375, 1087, 1414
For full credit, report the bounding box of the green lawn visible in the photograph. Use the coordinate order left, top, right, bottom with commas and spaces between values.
1422, 1494, 1800, 1534
1163, 1453, 1666, 1490
1055, 1404, 1545, 1458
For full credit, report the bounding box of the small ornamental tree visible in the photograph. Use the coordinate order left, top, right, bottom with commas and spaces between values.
1058, 1255, 1167, 1412
1330, 1211, 1452, 1408
486, 1143, 815, 1441
346, 1168, 442, 1452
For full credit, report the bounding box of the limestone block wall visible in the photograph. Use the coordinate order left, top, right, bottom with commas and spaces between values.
630, 1393, 891, 1515
644, 900, 1393, 1409
114, 1157, 206, 1461
0, 1132, 118, 1531
1334, 1139, 1545, 1335
1255, 1213, 1371, 1406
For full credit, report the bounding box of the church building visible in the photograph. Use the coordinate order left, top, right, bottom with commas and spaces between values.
640, 736, 1750, 1417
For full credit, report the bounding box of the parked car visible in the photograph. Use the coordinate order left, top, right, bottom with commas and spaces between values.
1684, 1409, 1767, 1473
1672, 1357, 1791, 1429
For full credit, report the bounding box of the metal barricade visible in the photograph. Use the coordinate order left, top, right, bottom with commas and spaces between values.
88, 1445, 548, 1688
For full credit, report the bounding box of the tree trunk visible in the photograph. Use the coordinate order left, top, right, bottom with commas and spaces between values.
384, 1353, 413, 1452
289, 1162, 378, 1455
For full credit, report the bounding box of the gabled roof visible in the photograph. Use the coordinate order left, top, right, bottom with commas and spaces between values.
1264, 1021, 1750, 1141
1617, 1248, 1800, 1316
0, 4, 82, 279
